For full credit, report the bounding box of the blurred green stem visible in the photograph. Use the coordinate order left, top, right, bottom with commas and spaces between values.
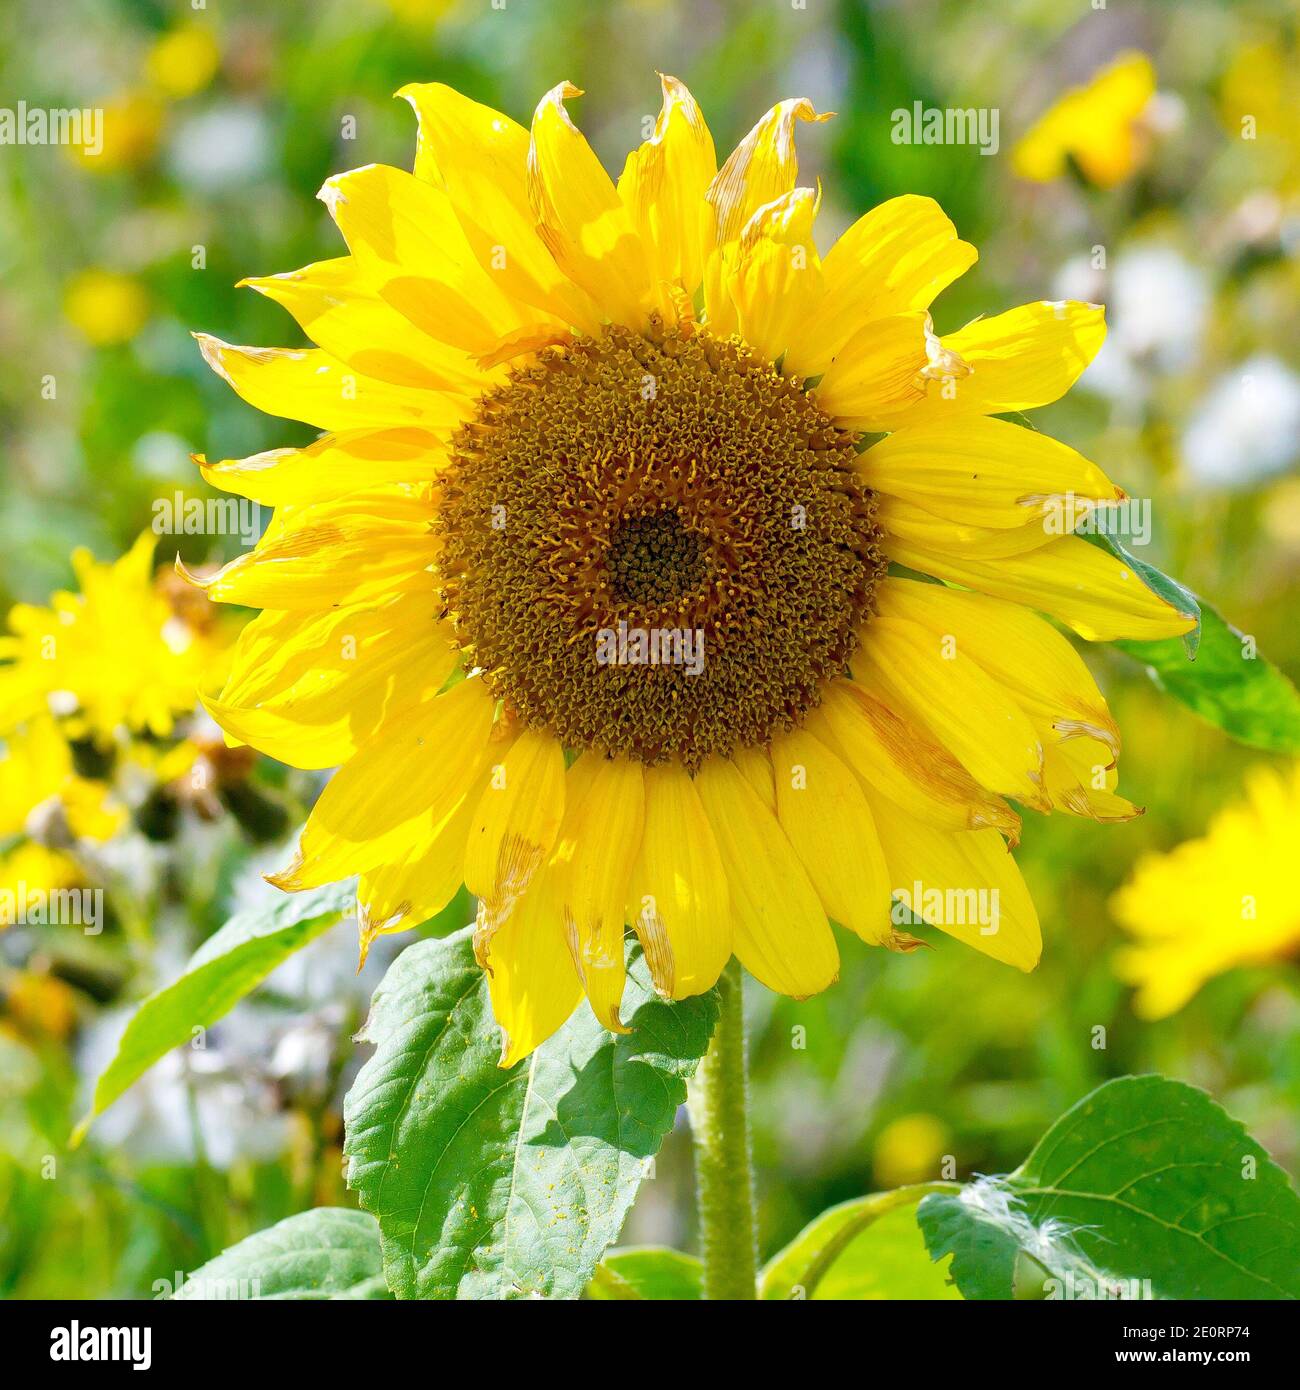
689, 956, 758, 1300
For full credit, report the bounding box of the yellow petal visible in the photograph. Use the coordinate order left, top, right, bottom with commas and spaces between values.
194, 333, 470, 433
866, 794, 1042, 970
198, 426, 449, 509
809, 680, 1020, 840
875, 578, 1121, 757
319, 163, 554, 356
731, 743, 776, 810
770, 728, 893, 946
855, 613, 1046, 807
785, 195, 977, 377
481, 868, 584, 1067
727, 187, 824, 364
706, 97, 830, 253
464, 727, 566, 927
703, 97, 830, 330
528, 82, 659, 328
625, 762, 731, 1000
357, 784, 480, 958
190, 490, 437, 610
1043, 736, 1141, 823
876, 494, 1062, 559
694, 756, 837, 998
882, 301, 1106, 424
398, 81, 600, 332
553, 756, 645, 1032
617, 74, 717, 296
861, 415, 1124, 529
883, 533, 1197, 642
209, 593, 456, 770
810, 311, 930, 428
240, 257, 489, 394
269, 677, 495, 890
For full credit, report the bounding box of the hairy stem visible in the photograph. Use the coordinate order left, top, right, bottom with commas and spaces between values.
689, 957, 758, 1300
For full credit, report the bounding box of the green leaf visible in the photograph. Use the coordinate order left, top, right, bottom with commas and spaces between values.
811, 1205, 962, 1300
1116, 602, 1300, 753
1084, 532, 1201, 655
759, 1183, 955, 1300
1083, 532, 1300, 749
175, 1208, 389, 1300
918, 1074, 1300, 1300
74, 880, 356, 1143
587, 1247, 703, 1300
343, 927, 718, 1300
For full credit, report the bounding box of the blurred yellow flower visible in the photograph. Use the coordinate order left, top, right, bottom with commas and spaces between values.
379, 0, 459, 25
1013, 52, 1157, 189
0, 718, 123, 842
63, 269, 150, 346
70, 91, 162, 172
1112, 762, 1300, 1018
145, 25, 221, 100
1221, 38, 1300, 197
0, 719, 124, 934
872, 1112, 951, 1188
3, 968, 79, 1040
0, 533, 222, 744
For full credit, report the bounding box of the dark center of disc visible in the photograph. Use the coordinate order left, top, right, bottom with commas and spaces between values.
608, 509, 708, 605
434, 320, 886, 768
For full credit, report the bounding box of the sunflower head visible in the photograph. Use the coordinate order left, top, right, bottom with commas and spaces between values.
193, 76, 1193, 1064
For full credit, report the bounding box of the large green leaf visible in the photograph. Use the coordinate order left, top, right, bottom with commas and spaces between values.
343, 928, 718, 1300
175, 1208, 389, 1300
1116, 602, 1300, 753
587, 1247, 703, 1300
918, 1075, 1300, 1300
74, 880, 356, 1143
811, 1205, 962, 1300
760, 1183, 955, 1300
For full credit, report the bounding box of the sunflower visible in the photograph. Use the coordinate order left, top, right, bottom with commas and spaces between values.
191, 77, 1193, 1065
0, 532, 224, 745
1112, 762, 1300, 1018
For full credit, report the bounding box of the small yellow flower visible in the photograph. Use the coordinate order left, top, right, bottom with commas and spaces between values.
70, 90, 162, 172
872, 1113, 951, 1188
3, 968, 79, 1039
1221, 37, 1300, 197
145, 25, 221, 101
63, 269, 150, 346
1013, 52, 1158, 189
0, 533, 223, 744
0, 719, 124, 933
193, 77, 1191, 1064
0, 717, 123, 842
1112, 762, 1300, 1018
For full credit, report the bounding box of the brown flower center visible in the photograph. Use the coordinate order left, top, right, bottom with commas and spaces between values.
435, 320, 885, 767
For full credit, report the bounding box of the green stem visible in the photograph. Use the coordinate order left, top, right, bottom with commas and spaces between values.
689, 957, 758, 1300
